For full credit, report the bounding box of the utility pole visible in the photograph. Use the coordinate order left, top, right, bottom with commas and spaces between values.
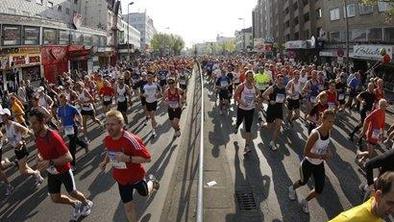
344, 0, 350, 73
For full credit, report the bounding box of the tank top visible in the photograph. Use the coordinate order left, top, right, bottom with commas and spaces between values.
79, 91, 93, 111
5, 122, 23, 147
117, 85, 127, 103
239, 84, 256, 111
305, 129, 330, 165
326, 90, 337, 110
288, 80, 301, 100
309, 80, 320, 103
167, 88, 180, 109
269, 85, 286, 105
144, 83, 159, 103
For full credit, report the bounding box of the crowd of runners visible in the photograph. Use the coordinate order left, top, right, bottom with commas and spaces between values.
0, 57, 193, 221
0, 53, 393, 221
201, 55, 394, 221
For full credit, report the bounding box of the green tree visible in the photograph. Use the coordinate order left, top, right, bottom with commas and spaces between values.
150, 33, 185, 56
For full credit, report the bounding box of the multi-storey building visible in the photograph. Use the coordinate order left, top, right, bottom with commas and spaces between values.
0, 0, 108, 89
235, 27, 253, 52
123, 11, 157, 50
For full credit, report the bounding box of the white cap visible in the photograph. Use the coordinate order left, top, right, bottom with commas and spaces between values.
0, 108, 11, 116
37, 86, 45, 92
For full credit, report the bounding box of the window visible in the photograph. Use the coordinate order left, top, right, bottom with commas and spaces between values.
58, 5, 62, 11
378, 2, 392, 12
74, 0, 78, 4
35, 0, 43, 4
2, 25, 21, 45
24, 26, 40, 45
384, 27, 394, 42
47, 1, 53, 8
304, 12, 310, 22
43, 28, 58, 44
330, 8, 340, 21
71, 31, 83, 44
368, 28, 382, 41
351, 29, 367, 42
316, 8, 322, 19
302, 0, 308, 6
59, 30, 70, 45
285, 21, 290, 28
66, 8, 70, 15
305, 29, 310, 38
294, 18, 299, 25
84, 34, 93, 46
330, 32, 341, 42
344, 4, 356, 18
295, 32, 299, 40
359, 4, 374, 15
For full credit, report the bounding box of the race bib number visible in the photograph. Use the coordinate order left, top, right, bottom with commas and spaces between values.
104, 96, 111, 102
64, 126, 75, 136
118, 95, 126, 102
180, 80, 186, 85
46, 166, 59, 175
244, 95, 254, 106
371, 128, 382, 140
256, 83, 266, 91
168, 100, 179, 109
338, 94, 345, 100
275, 94, 285, 103
310, 96, 317, 103
220, 81, 228, 87
108, 151, 127, 169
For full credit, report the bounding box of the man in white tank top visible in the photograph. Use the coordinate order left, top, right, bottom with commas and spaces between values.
285, 70, 302, 128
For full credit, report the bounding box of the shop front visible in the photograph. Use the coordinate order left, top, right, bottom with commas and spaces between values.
97, 47, 116, 68
285, 40, 318, 63
68, 45, 90, 72
0, 47, 42, 91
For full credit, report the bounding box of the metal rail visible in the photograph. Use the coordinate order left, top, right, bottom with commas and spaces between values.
196, 61, 204, 222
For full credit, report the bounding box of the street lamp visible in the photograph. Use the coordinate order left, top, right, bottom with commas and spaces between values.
127, 1, 134, 61
238, 18, 246, 52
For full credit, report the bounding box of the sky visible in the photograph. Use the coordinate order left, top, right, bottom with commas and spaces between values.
121, 0, 256, 47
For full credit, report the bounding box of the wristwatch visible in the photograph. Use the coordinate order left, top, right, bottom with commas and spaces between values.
49, 160, 55, 166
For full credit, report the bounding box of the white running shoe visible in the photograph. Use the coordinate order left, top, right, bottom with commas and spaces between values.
288, 185, 296, 201
71, 202, 82, 221
152, 129, 156, 138
301, 199, 309, 214
80, 200, 93, 217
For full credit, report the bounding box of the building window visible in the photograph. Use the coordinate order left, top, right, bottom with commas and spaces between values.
330, 32, 341, 42
295, 32, 299, 40
302, 0, 308, 6
344, 4, 356, 18
285, 21, 290, 28
47, 1, 53, 8
351, 29, 367, 42
378, 2, 392, 12
24, 26, 40, 45
59, 30, 70, 45
35, 0, 43, 4
286, 34, 290, 41
359, 4, 374, 15
71, 31, 83, 44
304, 12, 310, 22
316, 8, 322, 19
58, 5, 62, 11
384, 27, 394, 42
2, 25, 21, 45
43, 28, 58, 44
330, 8, 340, 21
294, 18, 299, 25
367, 28, 383, 41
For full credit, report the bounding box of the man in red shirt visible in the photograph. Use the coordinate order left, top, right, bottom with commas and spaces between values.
357, 99, 387, 166
99, 80, 115, 113
29, 109, 93, 221
100, 110, 159, 222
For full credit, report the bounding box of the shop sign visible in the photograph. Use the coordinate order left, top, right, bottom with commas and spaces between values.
353, 45, 392, 60
319, 51, 336, 57
285, 41, 307, 49
28, 56, 40, 63
12, 55, 26, 65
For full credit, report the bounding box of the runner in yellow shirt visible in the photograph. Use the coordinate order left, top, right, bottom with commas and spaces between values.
329, 171, 394, 222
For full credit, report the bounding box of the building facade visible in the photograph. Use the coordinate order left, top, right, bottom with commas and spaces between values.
235, 27, 253, 52
123, 11, 157, 50
0, 0, 109, 90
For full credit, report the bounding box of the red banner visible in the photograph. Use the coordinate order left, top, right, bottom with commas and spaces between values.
41, 46, 68, 83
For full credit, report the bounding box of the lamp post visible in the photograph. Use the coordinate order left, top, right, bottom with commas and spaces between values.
127, 1, 134, 61
344, 0, 350, 73
238, 18, 246, 52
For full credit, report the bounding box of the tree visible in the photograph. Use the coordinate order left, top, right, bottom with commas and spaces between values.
150, 33, 185, 56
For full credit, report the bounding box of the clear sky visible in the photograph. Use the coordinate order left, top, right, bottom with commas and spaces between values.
121, 0, 256, 47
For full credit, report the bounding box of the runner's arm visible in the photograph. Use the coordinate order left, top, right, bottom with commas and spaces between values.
261, 86, 273, 101
364, 151, 393, 186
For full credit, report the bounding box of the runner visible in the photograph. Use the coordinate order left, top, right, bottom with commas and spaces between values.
115, 76, 133, 125
76, 81, 102, 142
326, 80, 339, 112
99, 110, 159, 222
288, 110, 336, 214
178, 68, 189, 106
10, 95, 27, 127
164, 79, 184, 138
138, 73, 150, 126
215, 70, 231, 115
29, 109, 93, 221
57, 94, 88, 171
36, 86, 54, 113
335, 73, 347, 112
234, 70, 259, 155
306, 92, 329, 135
142, 74, 161, 137
346, 72, 363, 111
349, 82, 376, 143
356, 99, 387, 166
261, 74, 286, 150
99, 80, 115, 113
285, 70, 302, 127
302, 70, 321, 120
0, 108, 44, 187
329, 171, 394, 222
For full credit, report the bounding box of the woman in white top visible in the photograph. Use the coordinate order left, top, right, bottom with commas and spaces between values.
1, 108, 44, 187
288, 110, 335, 214
142, 74, 161, 138
76, 82, 102, 142
234, 70, 261, 155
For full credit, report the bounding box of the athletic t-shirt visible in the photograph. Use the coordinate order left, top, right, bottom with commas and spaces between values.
104, 131, 151, 185
35, 129, 71, 174
57, 104, 78, 127
329, 198, 383, 222
99, 86, 115, 98
359, 91, 375, 112
365, 109, 385, 144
